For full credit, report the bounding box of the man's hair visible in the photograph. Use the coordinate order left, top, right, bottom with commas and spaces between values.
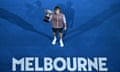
54, 6, 61, 11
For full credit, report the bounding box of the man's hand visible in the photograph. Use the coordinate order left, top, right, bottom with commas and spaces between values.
64, 26, 67, 31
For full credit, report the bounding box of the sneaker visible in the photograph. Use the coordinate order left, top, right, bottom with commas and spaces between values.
60, 39, 64, 47
52, 37, 57, 45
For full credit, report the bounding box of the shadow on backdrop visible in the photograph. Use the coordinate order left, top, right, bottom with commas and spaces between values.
0, 8, 52, 39
64, 3, 120, 41
25, 0, 44, 24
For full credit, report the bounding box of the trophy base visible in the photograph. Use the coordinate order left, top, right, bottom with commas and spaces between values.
43, 16, 50, 23
43, 19, 49, 23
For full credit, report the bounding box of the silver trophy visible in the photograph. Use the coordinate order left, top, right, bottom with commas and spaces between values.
43, 9, 53, 23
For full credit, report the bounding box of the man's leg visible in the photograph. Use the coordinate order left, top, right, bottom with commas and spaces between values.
52, 32, 57, 45
59, 32, 64, 47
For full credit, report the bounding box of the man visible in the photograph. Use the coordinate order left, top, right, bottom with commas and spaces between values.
50, 6, 67, 47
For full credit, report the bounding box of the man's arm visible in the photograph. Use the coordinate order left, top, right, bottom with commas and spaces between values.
63, 15, 67, 30
49, 15, 53, 22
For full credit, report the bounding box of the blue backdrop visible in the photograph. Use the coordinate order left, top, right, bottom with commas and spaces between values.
0, 0, 120, 72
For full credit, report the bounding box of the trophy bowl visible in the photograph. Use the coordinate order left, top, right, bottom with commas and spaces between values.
43, 9, 53, 23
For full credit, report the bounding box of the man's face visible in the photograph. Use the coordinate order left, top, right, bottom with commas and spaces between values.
55, 9, 60, 14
